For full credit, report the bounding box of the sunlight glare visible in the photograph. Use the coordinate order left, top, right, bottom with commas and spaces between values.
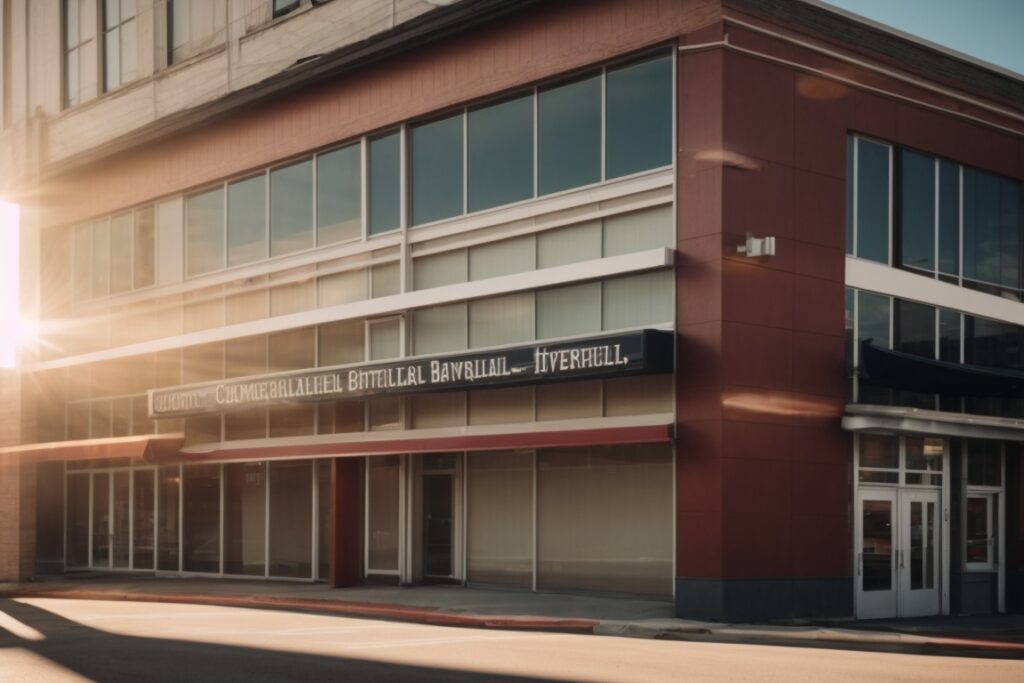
0, 200, 20, 368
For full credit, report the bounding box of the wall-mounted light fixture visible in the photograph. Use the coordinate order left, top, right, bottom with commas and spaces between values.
737, 232, 776, 258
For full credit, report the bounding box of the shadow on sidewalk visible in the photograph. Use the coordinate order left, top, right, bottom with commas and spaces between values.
0, 598, 574, 683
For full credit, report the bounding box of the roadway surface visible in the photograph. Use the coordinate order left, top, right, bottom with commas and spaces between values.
0, 597, 1021, 682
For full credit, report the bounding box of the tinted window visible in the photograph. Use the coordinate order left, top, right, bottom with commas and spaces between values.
468, 95, 533, 212
317, 144, 361, 245
857, 291, 890, 349
966, 315, 1023, 370
606, 55, 672, 179
270, 160, 313, 257
846, 136, 854, 255
963, 168, 1022, 292
895, 299, 934, 358
538, 75, 601, 195
898, 149, 935, 273
938, 309, 961, 363
410, 114, 464, 226
856, 138, 890, 264
938, 160, 959, 276
228, 175, 267, 266
368, 132, 400, 234
186, 188, 224, 277
109, 213, 133, 294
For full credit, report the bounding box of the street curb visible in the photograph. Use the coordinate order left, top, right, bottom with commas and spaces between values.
4, 587, 1023, 652
595, 620, 1024, 652
0, 588, 599, 634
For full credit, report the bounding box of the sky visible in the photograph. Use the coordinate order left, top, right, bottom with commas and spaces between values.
821, 0, 1024, 76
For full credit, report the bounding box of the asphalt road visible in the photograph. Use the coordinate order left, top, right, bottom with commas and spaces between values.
0, 598, 1020, 683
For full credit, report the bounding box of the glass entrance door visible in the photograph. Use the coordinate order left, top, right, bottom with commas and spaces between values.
856, 487, 942, 619
900, 489, 941, 617
422, 473, 454, 578
856, 489, 898, 619
65, 468, 158, 572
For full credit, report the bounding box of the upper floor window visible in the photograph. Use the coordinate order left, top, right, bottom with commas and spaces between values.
103, 0, 136, 91
847, 134, 1024, 301
63, 0, 96, 108
272, 0, 300, 18
169, 0, 227, 65
73, 205, 156, 302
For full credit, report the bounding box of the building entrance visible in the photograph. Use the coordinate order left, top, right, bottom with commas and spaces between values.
853, 434, 948, 619
66, 467, 156, 572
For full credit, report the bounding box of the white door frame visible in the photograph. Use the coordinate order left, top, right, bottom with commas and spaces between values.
853, 433, 950, 619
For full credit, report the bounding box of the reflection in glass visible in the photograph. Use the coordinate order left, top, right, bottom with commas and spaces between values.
862, 500, 892, 591
966, 496, 989, 564
92, 473, 110, 567
369, 132, 400, 234
410, 115, 464, 226
269, 460, 313, 578
926, 502, 935, 588
468, 95, 533, 212
186, 188, 225, 277
606, 55, 672, 179
228, 175, 267, 266
112, 471, 131, 568
858, 434, 899, 469
133, 470, 155, 570
158, 466, 180, 571
270, 160, 314, 257
110, 213, 133, 294
317, 459, 331, 580
134, 206, 156, 289
963, 167, 1022, 294
895, 300, 935, 358
317, 144, 361, 245
66, 474, 90, 567
898, 149, 935, 273
905, 437, 944, 472
856, 138, 890, 264
938, 160, 959, 277
183, 464, 221, 573
539, 75, 601, 195
967, 440, 1002, 486
909, 501, 923, 589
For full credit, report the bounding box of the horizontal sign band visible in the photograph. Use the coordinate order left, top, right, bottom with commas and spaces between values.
148, 329, 673, 418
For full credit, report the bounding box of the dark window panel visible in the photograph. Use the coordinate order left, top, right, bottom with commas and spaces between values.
857, 291, 890, 350
965, 315, 1024, 370
182, 464, 221, 573
228, 174, 267, 266
270, 160, 313, 257
368, 132, 400, 234
317, 144, 361, 245
856, 138, 890, 264
938, 160, 959, 277
468, 95, 533, 212
605, 55, 672, 179
411, 114, 464, 226
269, 460, 313, 578
938, 308, 961, 363
846, 136, 854, 255
895, 299, 936, 359
898, 149, 935, 274
186, 188, 225, 277
538, 75, 601, 195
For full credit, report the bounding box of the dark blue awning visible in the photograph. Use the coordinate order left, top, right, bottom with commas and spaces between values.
860, 340, 1024, 398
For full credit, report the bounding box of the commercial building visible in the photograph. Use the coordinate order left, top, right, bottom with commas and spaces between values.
0, 0, 1021, 622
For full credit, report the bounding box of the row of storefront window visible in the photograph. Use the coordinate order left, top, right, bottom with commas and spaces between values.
845, 286, 1024, 417
846, 134, 1024, 300
48, 445, 674, 597
65, 52, 672, 303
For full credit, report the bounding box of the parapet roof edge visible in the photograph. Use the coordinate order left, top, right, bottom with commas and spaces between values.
730, 0, 1024, 106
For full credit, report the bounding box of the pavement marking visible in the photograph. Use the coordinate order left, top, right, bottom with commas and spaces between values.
0, 609, 47, 641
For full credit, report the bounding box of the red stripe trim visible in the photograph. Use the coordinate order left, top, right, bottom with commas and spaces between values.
0, 435, 185, 463
170, 424, 673, 463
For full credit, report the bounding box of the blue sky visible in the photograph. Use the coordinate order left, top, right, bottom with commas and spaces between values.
821, 0, 1024, 76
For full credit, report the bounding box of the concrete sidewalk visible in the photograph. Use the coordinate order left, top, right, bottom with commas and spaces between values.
2, 575, 1023, 654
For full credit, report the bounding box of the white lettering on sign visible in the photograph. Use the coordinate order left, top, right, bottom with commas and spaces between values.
535, 344, 627, 374
149, 333, 661, 419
